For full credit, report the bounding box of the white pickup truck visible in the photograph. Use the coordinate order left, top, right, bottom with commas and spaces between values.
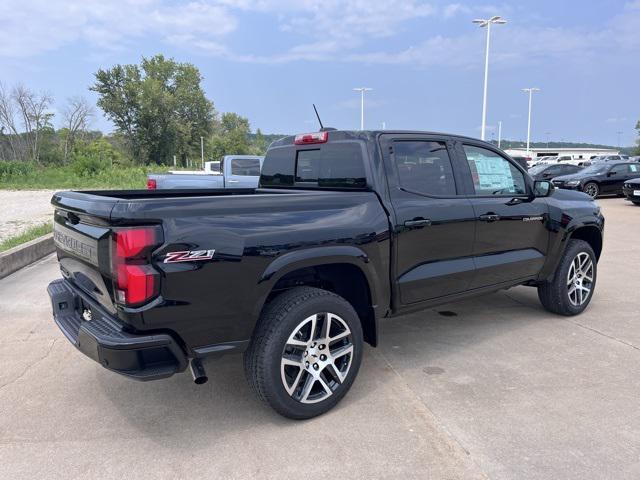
147, 155, 264, 189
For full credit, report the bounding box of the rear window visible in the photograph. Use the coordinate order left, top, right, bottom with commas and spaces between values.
261, 142, 367, 189
231, 158, 261, 176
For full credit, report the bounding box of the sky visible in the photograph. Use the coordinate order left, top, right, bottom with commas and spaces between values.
1, 0, 639, 146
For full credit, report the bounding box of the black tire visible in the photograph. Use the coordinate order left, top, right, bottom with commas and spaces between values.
632, 201, 640, 206
538, 239, 597, 316
583, 182, 599, 198
244, 287, 363, 419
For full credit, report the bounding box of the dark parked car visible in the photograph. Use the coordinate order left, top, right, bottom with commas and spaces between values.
623, 177, 640, 205
528, 163, 583, 181
47, 130, 604, 419
552, 161, 640, 198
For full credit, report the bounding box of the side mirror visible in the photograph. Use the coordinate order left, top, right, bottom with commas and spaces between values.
533, 180, 554, 197
607, 171, 616, 177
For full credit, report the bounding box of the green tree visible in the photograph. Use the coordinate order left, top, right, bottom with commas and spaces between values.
208, 112, 252, 159
635, 120, 640, 155
91, 55, 215, 165
251, 128, 268, 155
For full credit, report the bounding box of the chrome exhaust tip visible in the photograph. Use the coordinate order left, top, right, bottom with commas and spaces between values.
189, 358, 208, 385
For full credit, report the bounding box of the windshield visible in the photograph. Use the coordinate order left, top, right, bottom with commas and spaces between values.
528, 164, 548, 174
581, 164, 609, 174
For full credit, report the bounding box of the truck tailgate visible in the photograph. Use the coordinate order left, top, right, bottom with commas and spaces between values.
52, 191, 118, 314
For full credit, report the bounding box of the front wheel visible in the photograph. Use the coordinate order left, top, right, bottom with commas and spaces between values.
244, 287, 363, 419
583, 182, 599, 198
538, 239, 597, 316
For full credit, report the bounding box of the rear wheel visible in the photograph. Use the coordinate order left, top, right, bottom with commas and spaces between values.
632, 201, 640, 206
538, 239, 597, 316
244, 287, 363, 419
583, 182, 599, 198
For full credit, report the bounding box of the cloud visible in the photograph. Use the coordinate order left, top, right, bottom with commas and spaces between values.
2, 0, 639, 74
0, 0, 237, 57
605, 117, 628, 124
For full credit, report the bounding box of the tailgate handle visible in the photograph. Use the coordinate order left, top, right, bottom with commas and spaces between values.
404, 218, 431, 228
67, 212, 80, 225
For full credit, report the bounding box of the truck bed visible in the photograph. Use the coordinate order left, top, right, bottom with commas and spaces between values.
50, 186, 390, 352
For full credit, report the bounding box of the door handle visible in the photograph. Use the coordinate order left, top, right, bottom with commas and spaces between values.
227, 179, 239, 183
479, 213, 500, 222
404, 218, 431, 228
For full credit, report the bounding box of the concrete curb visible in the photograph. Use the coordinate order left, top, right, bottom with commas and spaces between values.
0, 233, 55, 279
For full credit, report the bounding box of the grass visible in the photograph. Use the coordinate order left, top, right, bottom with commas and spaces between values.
0, 164, 173, 190
0, 222, 53, 253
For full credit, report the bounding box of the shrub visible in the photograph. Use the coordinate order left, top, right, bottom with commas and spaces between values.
71, 154, 108, 177
70, 138, 126, 176
0, 160, 32, 178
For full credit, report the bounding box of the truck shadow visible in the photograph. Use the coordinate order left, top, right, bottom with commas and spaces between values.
98, 287, 546, 448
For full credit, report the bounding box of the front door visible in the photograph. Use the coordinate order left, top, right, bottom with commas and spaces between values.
456, 143, 550, 288
381, 135, 476, 305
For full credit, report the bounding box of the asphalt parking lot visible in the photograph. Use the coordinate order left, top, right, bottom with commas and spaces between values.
1, 198, 639, 480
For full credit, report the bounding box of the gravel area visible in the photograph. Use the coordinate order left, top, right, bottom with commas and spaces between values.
0, 190, 57, 243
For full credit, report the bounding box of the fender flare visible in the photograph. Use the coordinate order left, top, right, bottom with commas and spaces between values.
539, 216, 603, 281
252, 245, 383, 321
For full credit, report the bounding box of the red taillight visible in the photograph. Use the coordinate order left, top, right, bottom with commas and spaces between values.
147, 178, 157, 190
112, 227, 162, 307
294, 131, 328, 145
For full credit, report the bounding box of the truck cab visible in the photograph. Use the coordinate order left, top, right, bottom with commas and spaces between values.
147, 155, 264, 189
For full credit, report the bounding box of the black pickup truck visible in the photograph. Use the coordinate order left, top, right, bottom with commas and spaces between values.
48, 130, 604, 419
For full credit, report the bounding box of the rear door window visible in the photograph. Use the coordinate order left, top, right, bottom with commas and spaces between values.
393, 141, 457, 196
231, 158, 261, 176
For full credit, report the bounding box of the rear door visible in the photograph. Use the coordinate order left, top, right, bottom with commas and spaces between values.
381, 134, 476, 305
226, 157, 262, 188
455, 143, 549, 288
600, 163, 628, 194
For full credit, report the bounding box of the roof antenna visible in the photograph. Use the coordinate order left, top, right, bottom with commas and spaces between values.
312, 104, 336, 132
313, 104, 324, 130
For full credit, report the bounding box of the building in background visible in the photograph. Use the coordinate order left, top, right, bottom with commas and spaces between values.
504, 147, 619, 161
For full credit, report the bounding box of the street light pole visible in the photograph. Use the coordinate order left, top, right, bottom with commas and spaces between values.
473, 16, 506, 141
498, 120, 502, 148
522, 87, 540, 156
353, 87, 372, 130
200, 136, 204, 169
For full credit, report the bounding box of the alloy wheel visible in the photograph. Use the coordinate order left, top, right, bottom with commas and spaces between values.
567, 252, 594, 306
280, 312, 354, 404
584, 183, 598, 198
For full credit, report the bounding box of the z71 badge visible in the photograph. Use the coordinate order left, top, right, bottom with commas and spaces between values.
164, 249, 216, 263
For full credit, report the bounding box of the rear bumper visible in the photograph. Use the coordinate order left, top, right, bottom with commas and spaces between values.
47, 279, 188, 381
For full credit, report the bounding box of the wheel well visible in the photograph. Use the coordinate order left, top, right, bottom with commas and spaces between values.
570, 226, 602, 259
267, 264, 377, 346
